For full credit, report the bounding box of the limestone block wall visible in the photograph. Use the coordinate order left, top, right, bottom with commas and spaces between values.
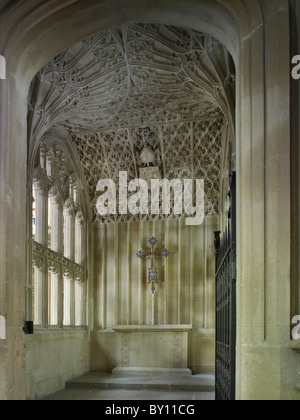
91, 216, 217, 374
25, 331, 89, 400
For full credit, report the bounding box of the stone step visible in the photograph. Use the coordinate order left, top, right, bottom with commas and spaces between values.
66, 372, 215, 393
112, 367, 193, 376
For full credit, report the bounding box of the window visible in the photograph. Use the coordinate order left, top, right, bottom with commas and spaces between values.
75, 213, 84, 265
75, 280, 85, 326
27, 140, 87, 330
63, 274, 72, 326
32, 265, 43, 326
32, 188, 36, 241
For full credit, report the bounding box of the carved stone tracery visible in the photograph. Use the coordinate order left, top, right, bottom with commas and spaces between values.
32, 240, 85, 280
28, 23, 236, 224
71, 119, 223, 223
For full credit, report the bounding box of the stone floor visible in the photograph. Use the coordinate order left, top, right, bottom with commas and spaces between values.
43, 373, 215, 401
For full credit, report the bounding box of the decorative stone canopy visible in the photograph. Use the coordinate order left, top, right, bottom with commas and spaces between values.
28, 23, 236, 223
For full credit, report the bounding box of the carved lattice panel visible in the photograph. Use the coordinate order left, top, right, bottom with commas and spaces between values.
70, 120, 223, 223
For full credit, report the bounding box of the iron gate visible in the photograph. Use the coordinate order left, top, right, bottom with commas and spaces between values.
214, 172, 236, 401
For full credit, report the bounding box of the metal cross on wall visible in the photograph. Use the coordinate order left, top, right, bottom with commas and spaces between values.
137, 237, 170, 294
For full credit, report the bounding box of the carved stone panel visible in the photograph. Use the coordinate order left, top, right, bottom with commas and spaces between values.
173, 332, 183, 369
121, 333, 131, 367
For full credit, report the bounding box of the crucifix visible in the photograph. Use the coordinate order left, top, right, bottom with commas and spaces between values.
137, 237, 170, 294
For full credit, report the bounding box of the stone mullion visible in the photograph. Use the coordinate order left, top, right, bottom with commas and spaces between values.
26, 181, 34, 322
70, 272, 76, 328
81, 274, 87, 327
26, 239, 32, 324
58, 204, 64, 329
58, 263, 64, 329
42, 254, 49, 328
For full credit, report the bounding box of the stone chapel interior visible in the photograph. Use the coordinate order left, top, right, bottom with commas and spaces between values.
26, 22, 235, 398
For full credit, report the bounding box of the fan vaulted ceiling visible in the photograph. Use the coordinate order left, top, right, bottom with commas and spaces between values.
28, 23, 235, 222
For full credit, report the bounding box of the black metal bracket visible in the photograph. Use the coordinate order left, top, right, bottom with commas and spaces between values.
23, 321, 34, 335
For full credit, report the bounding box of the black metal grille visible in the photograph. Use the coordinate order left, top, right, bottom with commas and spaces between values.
215, 172, 236, 401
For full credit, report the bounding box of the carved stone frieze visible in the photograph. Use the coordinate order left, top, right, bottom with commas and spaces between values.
30, 239, 85, 280
48, 260, 60, 275
32, 252, 45, 270
63, 267, 73, 279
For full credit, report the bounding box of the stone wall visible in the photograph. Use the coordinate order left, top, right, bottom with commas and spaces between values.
91, 217, 217, 374
25, 331, 89, 400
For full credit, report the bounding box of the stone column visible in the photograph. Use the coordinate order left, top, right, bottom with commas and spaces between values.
236, 0, 295, 400
0, 71, 27, 399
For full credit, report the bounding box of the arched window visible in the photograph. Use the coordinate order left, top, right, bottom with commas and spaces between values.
26, 140, 87, 331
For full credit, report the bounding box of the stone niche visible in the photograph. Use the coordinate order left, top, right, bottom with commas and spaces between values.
112, 325, 193, 376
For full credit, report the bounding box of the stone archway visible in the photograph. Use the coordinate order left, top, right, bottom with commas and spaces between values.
0, 0, 293, 400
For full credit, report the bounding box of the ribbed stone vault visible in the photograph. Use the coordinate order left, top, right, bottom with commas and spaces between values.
28, 23, 235, 222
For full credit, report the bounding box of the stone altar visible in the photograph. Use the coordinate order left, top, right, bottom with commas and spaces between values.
112, 325, 193, 376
